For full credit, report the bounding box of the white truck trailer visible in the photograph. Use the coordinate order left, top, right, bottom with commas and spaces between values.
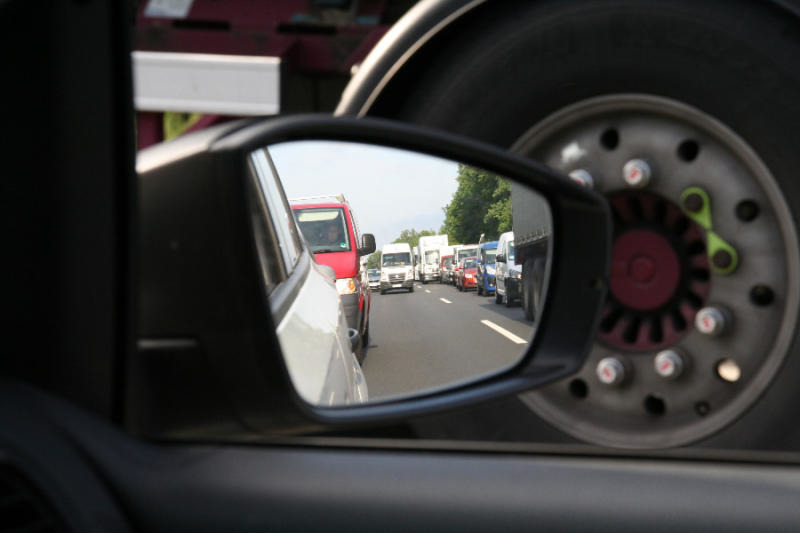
417, 235, 449, 283
511, 181, 552, 322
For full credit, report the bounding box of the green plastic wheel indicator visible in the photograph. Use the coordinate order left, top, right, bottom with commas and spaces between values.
680, 187, 739, 275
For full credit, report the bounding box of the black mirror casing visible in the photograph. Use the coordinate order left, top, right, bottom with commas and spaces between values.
359, 233, 376, 256
496, 254, 506, 263
133, 115, 611, 438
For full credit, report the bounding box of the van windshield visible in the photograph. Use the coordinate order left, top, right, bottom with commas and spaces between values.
293, 207, 351, 253
382, 253, 411, 266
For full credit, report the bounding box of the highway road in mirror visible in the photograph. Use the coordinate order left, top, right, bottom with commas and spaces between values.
362, 282, 535, 400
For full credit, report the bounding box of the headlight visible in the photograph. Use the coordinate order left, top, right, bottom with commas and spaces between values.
380, 272, 388, 280
335, 278, 357, 295
511, 270, 522, 279
407, 268, 414, 277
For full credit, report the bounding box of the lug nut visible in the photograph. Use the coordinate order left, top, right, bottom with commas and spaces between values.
683, 192, 705, 213
654, 349, 685, 379
568, 169, 594, 188
623, 159, 651, 188
596, 357, 626, 386
695, 306, 729, 336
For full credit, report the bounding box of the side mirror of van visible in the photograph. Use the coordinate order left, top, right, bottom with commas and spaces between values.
496, 253, 506, 263
359, 233, 376, 256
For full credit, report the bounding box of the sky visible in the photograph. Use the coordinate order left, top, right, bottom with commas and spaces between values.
269, 140, 460, 249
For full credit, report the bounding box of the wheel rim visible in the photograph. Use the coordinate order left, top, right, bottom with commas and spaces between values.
513, 94, 800, 448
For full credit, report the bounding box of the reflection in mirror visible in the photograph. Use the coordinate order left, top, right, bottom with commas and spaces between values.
254, 141, 552, 407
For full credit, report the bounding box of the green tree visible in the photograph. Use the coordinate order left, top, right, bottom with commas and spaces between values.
392, 228, 436, 248
442, 165, 511, 243
485, 178, 512, 234
366, 252, 381, 269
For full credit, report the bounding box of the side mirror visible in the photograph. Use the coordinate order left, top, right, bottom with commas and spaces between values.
496, 253, 506, 263
134, 114, 610, 437
359, 233, 376, 256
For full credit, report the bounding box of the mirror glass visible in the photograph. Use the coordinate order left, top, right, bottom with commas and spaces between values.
249, 140, 552, 406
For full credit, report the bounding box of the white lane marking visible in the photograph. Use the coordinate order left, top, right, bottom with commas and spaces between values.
481, 320, 528, 344
425, 289, 431, 293
440, 298, 452, 304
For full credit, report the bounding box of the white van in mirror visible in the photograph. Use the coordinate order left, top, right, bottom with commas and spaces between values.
380, 242, 415, 294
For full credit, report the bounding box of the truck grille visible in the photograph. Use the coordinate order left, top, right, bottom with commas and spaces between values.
389, 273, 405, 283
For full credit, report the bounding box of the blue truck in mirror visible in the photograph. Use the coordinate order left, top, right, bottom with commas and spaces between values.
476, 241, 498, 296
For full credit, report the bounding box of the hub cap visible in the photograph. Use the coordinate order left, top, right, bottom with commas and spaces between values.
513, 95, 799, 448
600, 191, 710, 352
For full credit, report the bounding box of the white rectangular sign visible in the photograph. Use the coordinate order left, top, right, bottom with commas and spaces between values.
132, 51, 281, 116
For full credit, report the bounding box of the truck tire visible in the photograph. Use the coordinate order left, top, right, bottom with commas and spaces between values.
378, 0, 800, 449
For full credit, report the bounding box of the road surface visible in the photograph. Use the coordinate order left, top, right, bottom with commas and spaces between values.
362, 280, 535, 400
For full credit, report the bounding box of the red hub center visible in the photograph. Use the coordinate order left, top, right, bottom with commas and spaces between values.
597, 192, 711, 352
610, 230, 681, 311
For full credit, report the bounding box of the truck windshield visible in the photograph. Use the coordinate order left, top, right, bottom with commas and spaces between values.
482, 248, 497, 263
293, 207, 351, 253
458, 248, 477, 261
382, 253, 411, 266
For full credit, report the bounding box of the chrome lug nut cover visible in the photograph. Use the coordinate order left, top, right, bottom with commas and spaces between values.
654, 350, 685, 379
695, 306, 728, 336
596, 357, 626, 386
568, 169, 594, 188
623, 159, 651, 188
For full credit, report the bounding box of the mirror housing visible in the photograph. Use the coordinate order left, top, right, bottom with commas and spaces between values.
359, 233, 376, 256
496, 253, 506, 263
132, 115, 611, 438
